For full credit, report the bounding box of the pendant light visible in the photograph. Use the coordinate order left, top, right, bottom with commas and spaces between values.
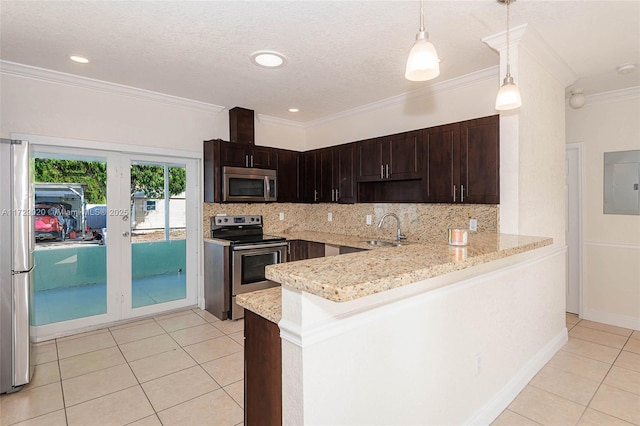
405, 0, 440, 81
495, 0, 522, 110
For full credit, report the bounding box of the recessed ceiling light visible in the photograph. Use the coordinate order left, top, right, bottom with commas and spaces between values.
251, 51, 287, 68
69, 55, 90, 64
616, 63, 636, 75
288, 108, 299, 113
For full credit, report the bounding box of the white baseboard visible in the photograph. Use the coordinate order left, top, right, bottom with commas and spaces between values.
582, 308, 640, 331
466, 328, 569, 425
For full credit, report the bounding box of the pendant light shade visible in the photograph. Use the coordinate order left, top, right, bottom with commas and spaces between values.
495, 0, 521, 111
495, 67, 522, 110
405, 0, 439, 82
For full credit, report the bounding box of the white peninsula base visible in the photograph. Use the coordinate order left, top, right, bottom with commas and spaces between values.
279, 244, 567, 425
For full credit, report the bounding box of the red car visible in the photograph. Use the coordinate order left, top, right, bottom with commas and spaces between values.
34, 204, 64, 241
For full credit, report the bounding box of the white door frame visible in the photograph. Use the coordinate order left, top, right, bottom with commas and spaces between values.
19, 133, 202, 340
566, 142, 585, 317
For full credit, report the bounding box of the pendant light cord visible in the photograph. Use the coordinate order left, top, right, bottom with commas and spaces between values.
506, 0, 511, 76
419, 0, 425, 32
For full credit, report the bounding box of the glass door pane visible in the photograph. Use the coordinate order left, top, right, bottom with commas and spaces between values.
31, 154, 108, 325
130, 162, 187, 308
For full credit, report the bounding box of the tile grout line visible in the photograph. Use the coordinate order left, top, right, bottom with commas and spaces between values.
155, 315, 246, 413
55, 339, 70, 426
108, 327, 157, 425
572, 326, 635, 426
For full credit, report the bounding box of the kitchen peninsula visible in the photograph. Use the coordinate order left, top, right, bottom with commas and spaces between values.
237, 231, 567, 425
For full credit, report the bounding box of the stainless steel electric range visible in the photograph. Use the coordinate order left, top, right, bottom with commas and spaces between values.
204, 215, 287, 320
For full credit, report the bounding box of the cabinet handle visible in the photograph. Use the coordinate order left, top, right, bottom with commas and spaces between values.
314, 190, 318, 202
386, 164, 390, 179
335, 189, 339, 200
461, 185, 465, 202
453, 185, 457, 202
250, 155, 254, 167
331, 189, 335, 202
245, 155, 249, 168
380, 164, 384, 179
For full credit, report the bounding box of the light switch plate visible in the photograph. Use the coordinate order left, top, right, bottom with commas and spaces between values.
469, 219, 477, 231
328, 212, 333, 222
279, 212, 284, 221
366, 214, 372, 225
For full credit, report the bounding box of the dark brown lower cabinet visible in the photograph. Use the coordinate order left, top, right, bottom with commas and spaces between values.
244, 310, 282, 425
288, 240, 325, 261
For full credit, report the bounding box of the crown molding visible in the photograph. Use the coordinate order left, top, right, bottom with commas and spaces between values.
0, 60, 225, 114
587, 86, 640, 105
484, 24, 576, 87
305, 67, 498, 128
257, 113, 305, 129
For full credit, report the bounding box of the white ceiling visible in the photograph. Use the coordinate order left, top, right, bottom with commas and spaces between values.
1, 1, 639, 123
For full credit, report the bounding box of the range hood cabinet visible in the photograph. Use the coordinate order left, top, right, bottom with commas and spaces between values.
229, 107, 255, 145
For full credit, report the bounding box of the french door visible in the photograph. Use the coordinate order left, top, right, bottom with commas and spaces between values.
29, 138, 199, 340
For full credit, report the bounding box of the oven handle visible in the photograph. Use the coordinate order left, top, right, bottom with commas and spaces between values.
232, 242, 288, 251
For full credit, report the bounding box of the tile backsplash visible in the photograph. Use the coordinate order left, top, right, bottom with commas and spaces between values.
204, 203, 498, 243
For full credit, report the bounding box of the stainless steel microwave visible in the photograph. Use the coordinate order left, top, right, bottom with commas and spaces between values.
222, 166, 277, 202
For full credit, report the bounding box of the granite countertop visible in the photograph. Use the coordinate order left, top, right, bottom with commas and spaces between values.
271, 231, 403, 251
265, 231, 552, 303
236, 287, 282, 323
226, 231, 552, 322
203, 237, 231, 246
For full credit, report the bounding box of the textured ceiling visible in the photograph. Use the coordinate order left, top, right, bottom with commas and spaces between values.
1, 1, 639, 123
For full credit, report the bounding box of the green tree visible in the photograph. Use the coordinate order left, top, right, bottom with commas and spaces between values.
130, 164, 186, 199
34, 159, 107, 203
34, 159, 186, 204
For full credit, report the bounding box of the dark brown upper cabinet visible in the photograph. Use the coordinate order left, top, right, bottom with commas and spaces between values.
221, 143, 273, 169
229, 107, 255, 145
356, 131, 423, 182
203, 138, 274, 202
302, 144, 356, 203
459, 116, 500, 204
424, 115, 499, 204
273, 148, 302, 203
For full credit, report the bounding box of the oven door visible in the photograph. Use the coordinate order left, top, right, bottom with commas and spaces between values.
230, 242, 287, 319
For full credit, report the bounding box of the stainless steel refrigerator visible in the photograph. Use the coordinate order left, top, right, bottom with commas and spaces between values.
0, 138, 34, 394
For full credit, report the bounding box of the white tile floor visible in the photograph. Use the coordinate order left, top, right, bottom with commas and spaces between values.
1, 309, 244, 426
493, 314, 640, 425
1, 311, 638, 425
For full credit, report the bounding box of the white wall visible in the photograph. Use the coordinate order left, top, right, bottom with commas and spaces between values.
0, 70, 306, 152
1, 73, 219, 151
304, 72, 497, 149
566, 91, 640, 329
280, 246, 567, 425
516, 48, 567, 246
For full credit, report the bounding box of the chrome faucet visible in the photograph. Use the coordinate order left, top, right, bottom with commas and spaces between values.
377, 213, 406, 242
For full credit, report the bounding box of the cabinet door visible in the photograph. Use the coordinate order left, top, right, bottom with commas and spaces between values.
425, 124, 458, 203
274, 149, 300, 202
244, 310, 282, 425
307, 241, 325, 259
302, 151, 318, 203
203, 139, 222, 203
287, 240, 308, 261
250, 146, 273, 169
335, 144, 356, 203
317, 148, 334, 202
387, 131, 423, 180
221, 143, 249, 168
356, 138, 384, 182
460, 116, 500, 204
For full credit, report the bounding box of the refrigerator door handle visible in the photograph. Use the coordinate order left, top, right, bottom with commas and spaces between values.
11, 140, 33, 273
11, 270, 31, 387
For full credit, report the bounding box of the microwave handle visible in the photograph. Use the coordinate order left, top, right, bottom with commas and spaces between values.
264, 175, 271, 197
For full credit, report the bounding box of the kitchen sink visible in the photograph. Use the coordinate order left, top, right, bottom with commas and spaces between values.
361, 240, 403, 247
